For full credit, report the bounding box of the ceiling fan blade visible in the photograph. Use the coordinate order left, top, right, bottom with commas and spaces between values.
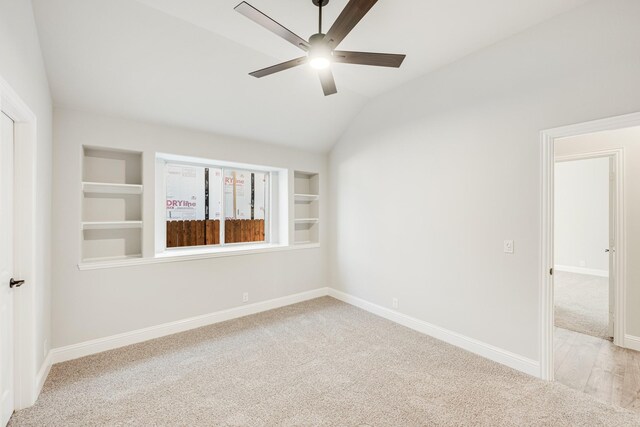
332, 51, 406, 68
318, 68, 337, 96
249, 57, 308, 78
235, 2, 310, 51
324, 0, 378, 49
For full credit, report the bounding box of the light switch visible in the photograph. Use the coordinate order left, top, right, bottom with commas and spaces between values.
504, 240, 514, 254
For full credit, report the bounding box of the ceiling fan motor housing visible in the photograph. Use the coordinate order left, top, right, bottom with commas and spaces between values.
309, 33, 326, 45
308, 33, 332, 59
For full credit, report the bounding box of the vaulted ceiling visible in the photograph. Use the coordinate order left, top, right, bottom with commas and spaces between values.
32, 0, 589, 151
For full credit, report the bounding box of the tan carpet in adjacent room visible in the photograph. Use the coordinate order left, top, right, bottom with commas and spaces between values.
554, 271, 610, 339
10, 297, 640, 426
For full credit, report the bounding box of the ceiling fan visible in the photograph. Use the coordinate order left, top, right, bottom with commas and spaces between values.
235, 0, 406, 96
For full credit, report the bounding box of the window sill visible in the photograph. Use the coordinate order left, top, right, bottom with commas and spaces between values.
77, 242, 320, 271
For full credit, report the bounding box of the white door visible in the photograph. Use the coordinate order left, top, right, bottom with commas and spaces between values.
0, 112, 15, 426
608, 156, 616, 339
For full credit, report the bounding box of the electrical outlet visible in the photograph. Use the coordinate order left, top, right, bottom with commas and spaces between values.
579, 260, 586, 267
504, 240, 514, 254
392, 298, 398, 309
242, 292, 249, 303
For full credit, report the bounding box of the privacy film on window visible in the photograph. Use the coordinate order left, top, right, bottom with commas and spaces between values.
165, 164, 268, 247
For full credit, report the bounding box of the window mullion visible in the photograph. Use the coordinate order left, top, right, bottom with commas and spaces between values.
220, 167, 226, 247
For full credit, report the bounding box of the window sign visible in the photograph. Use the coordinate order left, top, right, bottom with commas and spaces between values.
166, 165, 204, 220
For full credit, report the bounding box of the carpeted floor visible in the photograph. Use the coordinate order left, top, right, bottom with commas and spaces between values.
10, 297, 639, 426
554, 271, 610, 339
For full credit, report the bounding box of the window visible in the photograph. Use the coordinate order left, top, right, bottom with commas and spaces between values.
163, 160, 271, 249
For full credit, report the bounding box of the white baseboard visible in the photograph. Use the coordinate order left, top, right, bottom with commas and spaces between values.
50, 286, 540, 379
625, 334, 640, 352
554, 265, 609, 278
328, 288, 540, 378
52, 287, 329, 364
35, 352, 52, 396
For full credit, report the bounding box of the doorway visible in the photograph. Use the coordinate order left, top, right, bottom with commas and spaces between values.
553, 153, 614, 342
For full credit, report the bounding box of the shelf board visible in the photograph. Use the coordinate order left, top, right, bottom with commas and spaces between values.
83, 182, 143, 195
81, 221, 143, 230
294, 218, 319, 224
294, 193, 319, 202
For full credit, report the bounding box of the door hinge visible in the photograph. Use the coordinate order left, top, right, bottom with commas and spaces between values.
549, 268, 553, 276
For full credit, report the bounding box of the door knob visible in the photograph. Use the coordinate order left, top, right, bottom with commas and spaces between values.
605, 249, 610, 253
9, 278, 25, 288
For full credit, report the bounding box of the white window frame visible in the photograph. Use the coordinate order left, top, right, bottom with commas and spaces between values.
155, 153, 287, 257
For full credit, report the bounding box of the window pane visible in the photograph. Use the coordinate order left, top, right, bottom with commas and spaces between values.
165, 164, 222, 247
166, 164, 204, 220
223, 169, 268, 244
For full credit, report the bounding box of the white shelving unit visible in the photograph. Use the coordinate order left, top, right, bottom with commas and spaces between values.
81, 146, 143, 263
293, 171, 319, 245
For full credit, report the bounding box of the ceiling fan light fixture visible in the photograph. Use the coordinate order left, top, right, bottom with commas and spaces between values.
309, 55, 331, 70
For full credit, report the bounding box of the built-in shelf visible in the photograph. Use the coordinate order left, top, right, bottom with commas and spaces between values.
293, 171, 320, 245
81, 221, 143, 230
294, 193, 319, 202
83, 181, 143, 195
81, 146, 144, 263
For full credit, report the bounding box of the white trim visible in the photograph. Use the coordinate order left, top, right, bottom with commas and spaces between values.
540, 112, 640, 381
52, 287, 329, 363
539, 128, 555, 381
35, 352, 52, 396
554, 265, 609, 278
328, 289, 540, 377
0, 76, 40, 410
156, 152, 286, 173
78, 242, 320, 270
624, 335, 640, 352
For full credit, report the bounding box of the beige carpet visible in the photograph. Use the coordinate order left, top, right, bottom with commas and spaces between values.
10, 297, 639, 426
554, 271, 610, 339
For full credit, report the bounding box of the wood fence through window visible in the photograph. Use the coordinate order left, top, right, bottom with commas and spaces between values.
166, 219, 265, 247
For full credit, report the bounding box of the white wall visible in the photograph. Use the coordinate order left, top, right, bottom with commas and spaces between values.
0, 0, 53, 375
554, 157, 609, 274
556, 126, 640, 337
52, 108, 328, 348
329, 0, 640, 361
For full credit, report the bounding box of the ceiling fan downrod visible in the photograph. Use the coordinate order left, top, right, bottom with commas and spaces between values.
313, 0, 329, 34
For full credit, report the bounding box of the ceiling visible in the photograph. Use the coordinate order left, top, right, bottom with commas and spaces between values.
32, 0, 589, 152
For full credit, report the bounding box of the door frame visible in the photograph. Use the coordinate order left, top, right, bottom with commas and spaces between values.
0, 76, 40, 409
539, 112, 640, 381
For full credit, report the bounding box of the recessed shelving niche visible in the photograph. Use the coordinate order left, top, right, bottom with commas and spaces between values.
81, 146, 143, 263
293, 171, 319, 245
